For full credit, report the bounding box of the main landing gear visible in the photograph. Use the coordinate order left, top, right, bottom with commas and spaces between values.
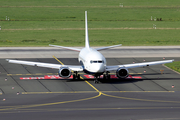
103, 71, 110, 79
73, 71, 80, 80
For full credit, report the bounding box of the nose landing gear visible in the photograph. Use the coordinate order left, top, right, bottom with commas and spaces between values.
94, 77, 99, 84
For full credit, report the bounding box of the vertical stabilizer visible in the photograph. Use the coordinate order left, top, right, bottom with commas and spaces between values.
85, 11, 90, 49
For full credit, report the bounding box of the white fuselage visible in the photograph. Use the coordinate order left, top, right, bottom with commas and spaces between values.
78, 47, 106, 76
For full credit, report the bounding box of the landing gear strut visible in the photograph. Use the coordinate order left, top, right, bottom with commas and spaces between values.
94, 76, 99, 84
94, 76, 100, 84
103, 71, 110, 79
73, 71, 80, 80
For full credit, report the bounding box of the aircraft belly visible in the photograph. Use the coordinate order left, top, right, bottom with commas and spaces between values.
83, 69, 104, 76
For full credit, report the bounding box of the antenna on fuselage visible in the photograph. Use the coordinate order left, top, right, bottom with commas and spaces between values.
85, 11, 90, 50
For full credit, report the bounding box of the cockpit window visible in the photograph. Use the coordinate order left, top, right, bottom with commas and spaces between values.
90, 60, 104, 63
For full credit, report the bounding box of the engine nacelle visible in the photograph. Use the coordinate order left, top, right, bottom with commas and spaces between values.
116, 68, 129, 78
58, 67, 71, 78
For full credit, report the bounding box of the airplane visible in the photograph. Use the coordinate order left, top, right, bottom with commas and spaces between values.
6, 11, 174, 83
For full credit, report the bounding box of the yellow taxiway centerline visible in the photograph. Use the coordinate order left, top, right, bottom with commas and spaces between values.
53, 55, 64, 65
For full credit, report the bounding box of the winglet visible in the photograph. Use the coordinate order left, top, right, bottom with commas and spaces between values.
85, 11, 90, 49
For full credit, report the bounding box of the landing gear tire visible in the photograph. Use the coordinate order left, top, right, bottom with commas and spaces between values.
107, 74, 110, 79
106, 71, 110, 79
94, 79, 99, 84
77, 74, 80, 79
103, 75, 106, 79
73, 74, 76, 80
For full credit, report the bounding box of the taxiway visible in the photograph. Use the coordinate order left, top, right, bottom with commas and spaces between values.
0, 56, 180, 120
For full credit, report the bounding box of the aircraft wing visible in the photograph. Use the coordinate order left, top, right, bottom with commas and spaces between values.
6, 59, 83, 71
106, 59, 174, 71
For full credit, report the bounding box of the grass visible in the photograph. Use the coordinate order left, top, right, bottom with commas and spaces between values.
1, 29, 180, 47
1, 0, 180, 7
1, 21, 180, 29
0, 0, 180, 46
1, 7, 180, 21
165, 61, 180, 73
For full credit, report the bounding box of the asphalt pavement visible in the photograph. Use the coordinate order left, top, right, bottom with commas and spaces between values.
0, 57, 180, 120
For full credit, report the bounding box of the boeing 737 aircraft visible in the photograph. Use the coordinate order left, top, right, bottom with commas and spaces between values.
7, 11, 174, 83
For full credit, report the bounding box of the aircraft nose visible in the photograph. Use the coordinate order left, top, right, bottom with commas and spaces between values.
95, 64, 105, 72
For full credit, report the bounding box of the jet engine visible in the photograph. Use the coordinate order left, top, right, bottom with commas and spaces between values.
116, 68, 129, 78
58, 67, 71, 78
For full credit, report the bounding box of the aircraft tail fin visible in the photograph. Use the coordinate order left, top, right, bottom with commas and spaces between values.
85, 11, 90, 49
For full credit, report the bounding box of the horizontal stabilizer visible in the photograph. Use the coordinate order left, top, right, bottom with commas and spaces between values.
96, 44, 122, 51
49, 44, 81, 52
